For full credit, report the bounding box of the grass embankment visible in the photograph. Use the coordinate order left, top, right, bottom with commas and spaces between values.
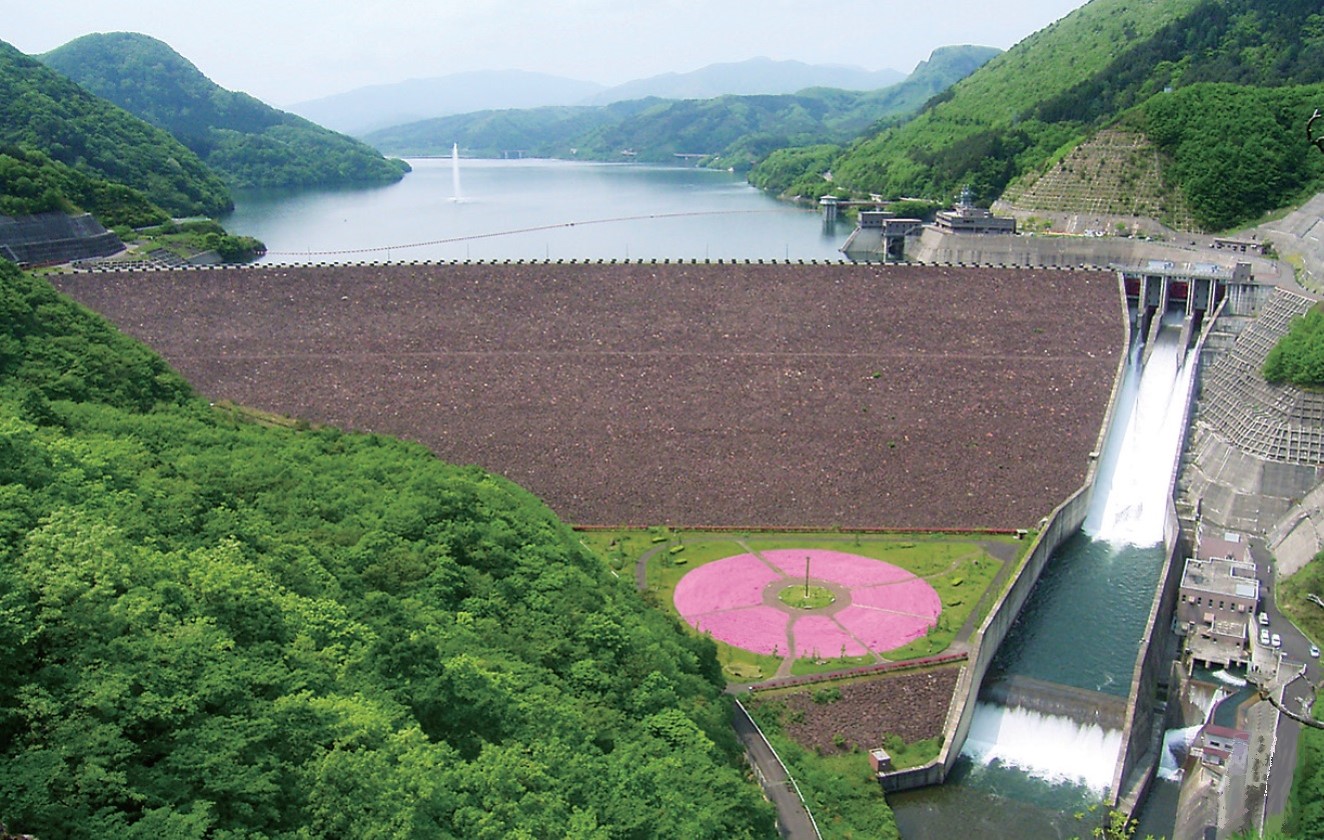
106, 219, 264, 263
752, 726, 903, 840
743, 669, 956, 840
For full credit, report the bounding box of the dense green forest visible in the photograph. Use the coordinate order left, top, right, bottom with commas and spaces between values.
40, 33, 410, 190
1134, 82, 1324, 231
1287, 703, 1324, 838
0, 39, 229, 218
364, 46, 998, 169
754, 0, 1324, 230
0, 260, 774, 838
1263, 305, 1324, 387
0, 144, 169, 229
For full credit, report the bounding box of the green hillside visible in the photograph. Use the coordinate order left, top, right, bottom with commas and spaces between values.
365, 99, 648, 159
365, 46, 999, 168
0, 259, 775, 838
41, 33, 410, 190
0, 39, 229, 218
0, 144, 168, 228
758, 0, 1324, 231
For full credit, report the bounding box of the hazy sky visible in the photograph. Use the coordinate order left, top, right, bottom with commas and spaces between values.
9, 0, 1090, 106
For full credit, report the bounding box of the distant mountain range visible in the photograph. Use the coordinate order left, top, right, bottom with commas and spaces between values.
290, 57, 910, 136
360, 46, 999, 168
289, 70, 608, 136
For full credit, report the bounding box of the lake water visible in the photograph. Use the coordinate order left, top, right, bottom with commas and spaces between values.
221, 157, 850, 262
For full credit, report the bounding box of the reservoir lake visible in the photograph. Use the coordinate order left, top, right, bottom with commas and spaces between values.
222, 157, 850, 263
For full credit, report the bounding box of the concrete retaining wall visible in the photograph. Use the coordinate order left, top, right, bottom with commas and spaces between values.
908, 229, 1282, 280
1110, 503, 1186, 809
0, 212, 123, 265
1111, 310, 1210, 809
880, 445, 1097, 794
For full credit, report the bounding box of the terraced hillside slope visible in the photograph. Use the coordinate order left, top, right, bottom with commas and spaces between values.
54, 262, 1123, 530
998, 129, 1199, 232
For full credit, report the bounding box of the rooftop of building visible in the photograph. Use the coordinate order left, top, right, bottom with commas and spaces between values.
1181, 555, 1259, 601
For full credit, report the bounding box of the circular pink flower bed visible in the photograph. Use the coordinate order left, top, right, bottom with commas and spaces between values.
674, 549, 941, 657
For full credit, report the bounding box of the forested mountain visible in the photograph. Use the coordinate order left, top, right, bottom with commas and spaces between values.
41, 33, 410, 190
0, 259, 775, 838
365, 45, 999, 168
0, 144, 169, 229
292, 59, 907, 137
0, 39, 229, 219
755, 0, 1324, 232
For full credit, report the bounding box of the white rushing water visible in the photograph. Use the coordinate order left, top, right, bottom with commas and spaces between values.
1085, 321, 1198, 545
964, 319, 1200, 794
1158, 725, 1204, 781
964, 702, 1125, 792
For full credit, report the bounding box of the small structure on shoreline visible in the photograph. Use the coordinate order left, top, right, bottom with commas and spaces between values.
931, 188, 1017, 236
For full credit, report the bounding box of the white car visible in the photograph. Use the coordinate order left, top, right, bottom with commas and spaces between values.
1260, 628, 1271, 646
1272, 633, 1282, 648
1311, 644, 1320, 659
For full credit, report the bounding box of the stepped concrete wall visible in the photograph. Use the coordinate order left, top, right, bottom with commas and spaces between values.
0, 212, 123, 265
1182, 288, 1324, 536
978, 675, 1129, 730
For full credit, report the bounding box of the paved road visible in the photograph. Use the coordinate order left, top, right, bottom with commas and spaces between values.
1250, 536, 1318, 830
731, 699, 820, 840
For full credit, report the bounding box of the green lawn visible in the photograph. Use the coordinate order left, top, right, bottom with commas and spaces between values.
579, 528, 1025, 682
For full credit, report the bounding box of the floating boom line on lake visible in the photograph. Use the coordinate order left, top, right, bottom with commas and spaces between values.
264, 209, 776, 257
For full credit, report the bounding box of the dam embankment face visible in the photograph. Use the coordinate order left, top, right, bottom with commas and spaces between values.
53, 262, 1123, 530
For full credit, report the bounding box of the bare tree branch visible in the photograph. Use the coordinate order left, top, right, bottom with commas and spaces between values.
1251, 666, 1324, 730
1307, 108, 1324, 156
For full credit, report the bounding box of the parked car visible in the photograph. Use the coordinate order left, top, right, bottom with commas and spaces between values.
1272, 633, 1282, 648
1259, 611, 1270, 626
1260, 628, 1271, 646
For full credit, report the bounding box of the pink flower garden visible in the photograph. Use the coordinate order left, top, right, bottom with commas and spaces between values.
674, 549, 941, 658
